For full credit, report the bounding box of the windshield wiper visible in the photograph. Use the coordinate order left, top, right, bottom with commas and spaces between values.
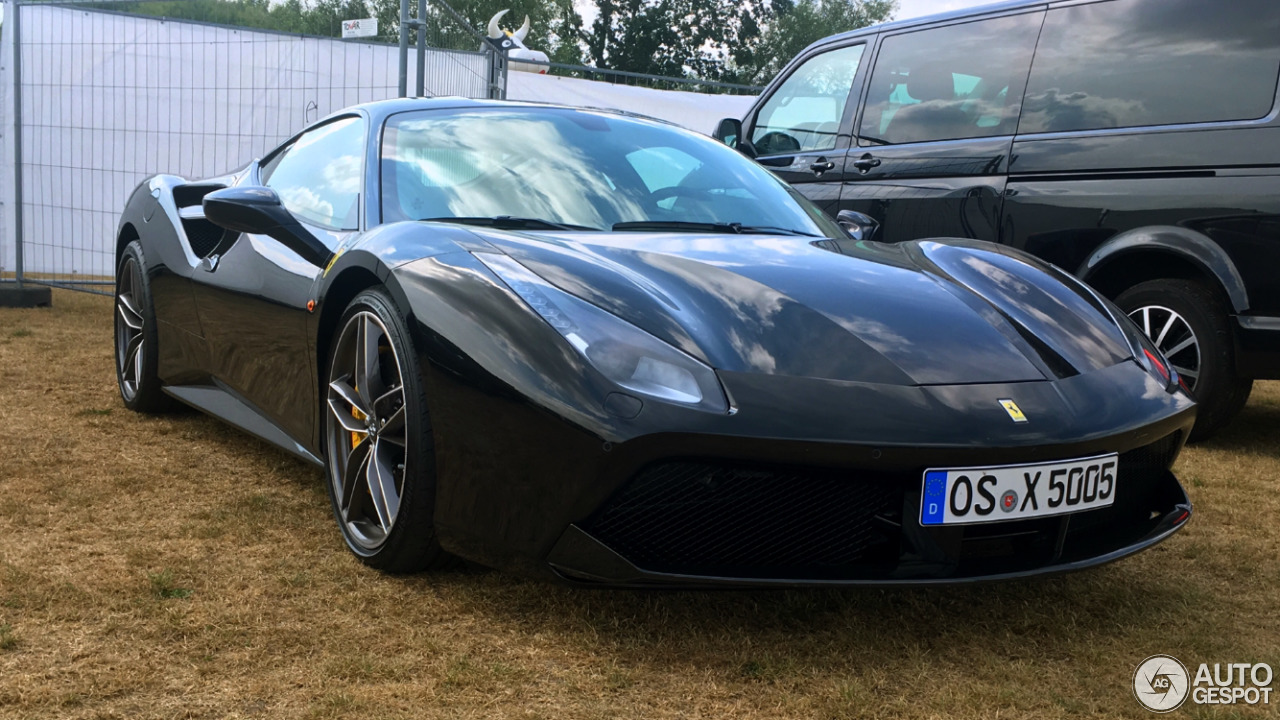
419, 216, 601, 231
611, 220, 820, 237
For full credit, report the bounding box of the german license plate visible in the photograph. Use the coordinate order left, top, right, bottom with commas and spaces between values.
920, 454, 1118, 526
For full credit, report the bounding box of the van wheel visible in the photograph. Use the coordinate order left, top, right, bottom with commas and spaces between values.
1115, 279, 1251, 441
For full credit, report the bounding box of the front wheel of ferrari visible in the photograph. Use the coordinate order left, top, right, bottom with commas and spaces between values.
323, 288, 451, 572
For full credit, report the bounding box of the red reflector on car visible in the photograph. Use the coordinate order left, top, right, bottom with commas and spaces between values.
1143, 348, 1170, 382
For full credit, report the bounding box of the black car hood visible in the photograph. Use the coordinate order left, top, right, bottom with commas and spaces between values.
466, 229, 1132, 386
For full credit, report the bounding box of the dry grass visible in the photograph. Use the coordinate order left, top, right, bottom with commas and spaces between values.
1, 289, 1278, 719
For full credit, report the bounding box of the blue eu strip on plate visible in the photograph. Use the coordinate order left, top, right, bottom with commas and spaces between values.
922, 470, 948, 526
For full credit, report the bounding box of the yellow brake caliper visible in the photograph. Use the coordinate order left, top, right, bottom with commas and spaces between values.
351, 383, 365, 450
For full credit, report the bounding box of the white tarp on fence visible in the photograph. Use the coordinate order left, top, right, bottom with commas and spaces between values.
1, 3, 489, 279
0, 4, 757, 281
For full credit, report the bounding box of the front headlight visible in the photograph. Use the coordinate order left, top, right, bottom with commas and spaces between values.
475, 252, 730, 414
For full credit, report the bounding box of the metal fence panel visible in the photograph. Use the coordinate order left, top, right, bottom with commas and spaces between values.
0, 0, 759, 295
5, 0, 489, 294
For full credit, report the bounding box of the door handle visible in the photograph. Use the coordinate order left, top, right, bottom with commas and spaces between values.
852, 154, 882, 173
809, 158, 836, 176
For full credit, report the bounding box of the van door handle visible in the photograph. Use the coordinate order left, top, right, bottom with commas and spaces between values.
852, 154, 881, 173
809, 158, 836, 176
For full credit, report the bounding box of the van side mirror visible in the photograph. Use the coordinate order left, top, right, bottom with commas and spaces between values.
836, 210, 879, 242
203, 186, 334, 269
714, 117, 741, 148
714, 118, 756, 158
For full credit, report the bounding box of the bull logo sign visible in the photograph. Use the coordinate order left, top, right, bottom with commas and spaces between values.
485, 9, 549, 74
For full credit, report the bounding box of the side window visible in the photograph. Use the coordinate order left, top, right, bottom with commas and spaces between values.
751, 44, 865, 156
859, 13, 1041, 145
262, 116, 366, 231
1020, 0, 1280, 134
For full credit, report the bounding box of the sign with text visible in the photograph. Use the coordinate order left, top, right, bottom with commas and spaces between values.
341, 18, 377, 39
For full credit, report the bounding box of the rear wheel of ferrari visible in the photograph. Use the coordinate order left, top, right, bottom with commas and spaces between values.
323, 288, 451, 572
1116, 278, 1252, 442
114, 242, 174, 413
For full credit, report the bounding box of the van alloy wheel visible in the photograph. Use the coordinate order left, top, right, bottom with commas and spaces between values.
1116, 278, 1251, 442
1128, 304, 1201, 389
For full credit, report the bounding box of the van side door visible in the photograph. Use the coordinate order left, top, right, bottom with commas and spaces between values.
743, 41, 871, 215
837, 10, 1043, 244
1003, 0, 1280, 280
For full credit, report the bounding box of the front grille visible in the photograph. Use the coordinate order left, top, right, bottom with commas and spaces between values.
1057, 431, 1184, 546
958, 431, 1185, 570
582, 461, 903, 578
1118, 431, 1183, 483
583, 433, 1184, 581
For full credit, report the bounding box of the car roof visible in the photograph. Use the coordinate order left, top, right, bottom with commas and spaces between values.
319, 96, 677, 130
809, 0, 1047, 49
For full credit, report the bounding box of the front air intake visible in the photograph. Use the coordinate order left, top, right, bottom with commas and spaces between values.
582, 461, 904, 579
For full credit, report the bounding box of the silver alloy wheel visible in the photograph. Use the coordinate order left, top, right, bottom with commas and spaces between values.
1128, 304, 1201, 389
115, 255, 145, 400
326, 310, 408, 551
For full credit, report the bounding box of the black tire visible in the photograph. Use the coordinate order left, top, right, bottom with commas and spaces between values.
1115, 279, 1252, 441
322, 287, 452, 572
114, 241, 175, 413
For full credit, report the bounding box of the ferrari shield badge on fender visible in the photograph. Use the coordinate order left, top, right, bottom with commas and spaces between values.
999, 399, 1028, 423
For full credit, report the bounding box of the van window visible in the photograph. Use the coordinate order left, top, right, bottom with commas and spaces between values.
858, 13, 1041, 145
751, 44, 865, 155
1020, 0, 1280, 134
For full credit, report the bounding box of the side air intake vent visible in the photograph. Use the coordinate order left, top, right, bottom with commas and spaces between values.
173, 183, 232, 259
181, 218, 230, 259
173, 182, 226, 208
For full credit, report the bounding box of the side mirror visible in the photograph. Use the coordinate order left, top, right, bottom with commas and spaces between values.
713, 117, 757, 158
203, 186, 334, 269
713, 117, 741, 148
836, 210, 879, 242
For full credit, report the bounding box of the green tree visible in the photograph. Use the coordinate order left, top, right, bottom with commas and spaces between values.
581, 0, 893, 85
101, 0, 892, 85
420, 0, 586, 64
103, 0, 386, 38
734, 0, 896, 85
103, 0, 582, 60
586, 0, 768, 80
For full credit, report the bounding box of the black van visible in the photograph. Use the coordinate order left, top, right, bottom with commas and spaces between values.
716, 0, 1280, 439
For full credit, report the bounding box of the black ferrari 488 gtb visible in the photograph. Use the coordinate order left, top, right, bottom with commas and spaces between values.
113, 98, 1195, 586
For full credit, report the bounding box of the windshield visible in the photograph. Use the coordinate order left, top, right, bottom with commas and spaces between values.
380, 107, 842, 237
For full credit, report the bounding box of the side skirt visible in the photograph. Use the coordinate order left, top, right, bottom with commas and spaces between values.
163, 383, 324, 467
